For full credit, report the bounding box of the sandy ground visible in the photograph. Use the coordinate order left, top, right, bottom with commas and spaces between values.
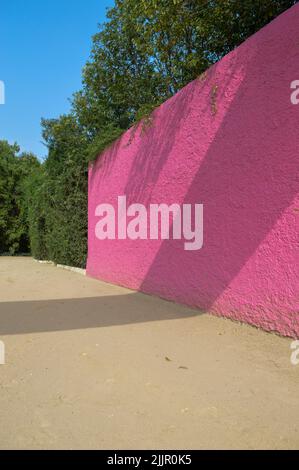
0, 256, 298, 450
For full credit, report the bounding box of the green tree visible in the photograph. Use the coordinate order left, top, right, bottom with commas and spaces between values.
0, 140, 40, 254
39, 115, 89, 267
74, 0, 297, 137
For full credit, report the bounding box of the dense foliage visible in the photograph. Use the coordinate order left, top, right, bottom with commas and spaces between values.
0, 141, 40, 254
1, 0, 297, 266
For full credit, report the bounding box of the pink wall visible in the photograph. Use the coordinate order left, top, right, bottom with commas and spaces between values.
87, 5, 299, 338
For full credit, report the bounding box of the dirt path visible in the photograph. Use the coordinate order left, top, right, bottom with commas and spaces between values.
0, 257, 298, 450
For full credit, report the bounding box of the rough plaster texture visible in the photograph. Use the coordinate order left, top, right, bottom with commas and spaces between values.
87, 5, 299, 338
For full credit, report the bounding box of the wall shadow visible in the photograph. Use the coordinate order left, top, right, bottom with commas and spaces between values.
0, 292, 198, 336
134, 10, 299, 313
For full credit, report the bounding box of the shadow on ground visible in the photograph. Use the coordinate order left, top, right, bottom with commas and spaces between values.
0, 293, 200, 336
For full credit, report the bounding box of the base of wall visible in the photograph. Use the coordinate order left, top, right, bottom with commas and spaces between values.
35, 259, 86, 276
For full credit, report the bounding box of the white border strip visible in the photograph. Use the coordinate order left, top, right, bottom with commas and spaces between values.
35, 259, 86, 276
56, 264, 86, 276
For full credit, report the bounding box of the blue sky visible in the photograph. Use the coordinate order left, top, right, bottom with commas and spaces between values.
0, 0, 114, 159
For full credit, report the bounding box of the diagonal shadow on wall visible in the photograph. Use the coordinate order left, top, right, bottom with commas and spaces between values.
136, 19, 299, 315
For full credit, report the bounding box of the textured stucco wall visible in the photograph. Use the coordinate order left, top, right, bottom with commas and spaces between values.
87, 5, 299, 338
